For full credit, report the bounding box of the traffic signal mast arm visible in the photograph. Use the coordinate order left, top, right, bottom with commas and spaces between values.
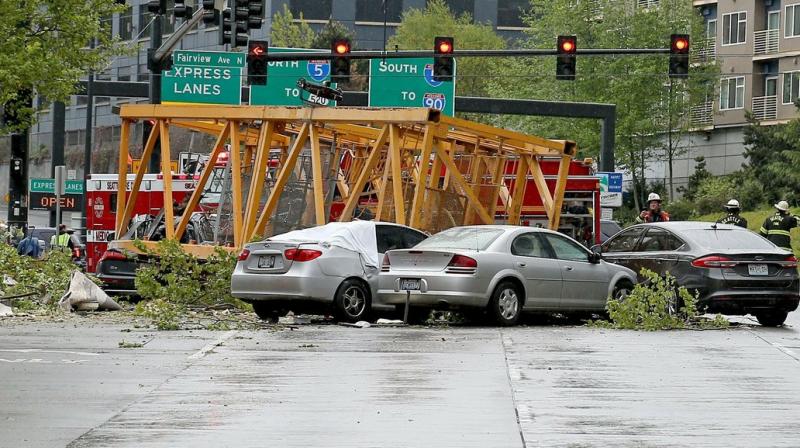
152, 6, 208, 69
259, 47, 671, 62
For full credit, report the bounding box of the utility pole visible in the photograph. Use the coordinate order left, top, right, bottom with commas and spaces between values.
82, 39, 95, 233
50, 101, 66, 227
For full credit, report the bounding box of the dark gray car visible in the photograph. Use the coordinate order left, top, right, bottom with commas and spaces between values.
595, 222, 800, 326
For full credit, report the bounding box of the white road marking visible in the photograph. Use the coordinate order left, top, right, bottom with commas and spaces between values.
0, 348, 100, 357
188, 330, 238, 360
746, 328, 800, 363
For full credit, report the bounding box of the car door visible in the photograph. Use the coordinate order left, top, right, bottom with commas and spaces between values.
543, 233, 610, 310
509, 232, 562, 309
601, 226, 647, 273
634, 227, 685, 276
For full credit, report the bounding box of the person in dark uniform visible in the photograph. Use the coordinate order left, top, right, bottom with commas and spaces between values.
717, 199, 748, 228
759, 201, 800, 251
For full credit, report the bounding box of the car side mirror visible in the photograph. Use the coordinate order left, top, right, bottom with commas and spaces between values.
589, 252, 601, 264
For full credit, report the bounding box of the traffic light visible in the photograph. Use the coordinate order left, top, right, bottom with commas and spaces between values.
669, 34, 690, 79
331, 38, 351, 83
174, 0, 192, 19
219, 7, 232, 45
247, 40, 268, 85
146, 0, 166, 14
233, 0, 249, 47
201, 0, 217, 24
433, 36, 454, 82
248, 0, 263, 29
556, 35, 577, 80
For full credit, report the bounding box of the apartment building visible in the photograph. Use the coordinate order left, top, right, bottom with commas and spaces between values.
651, 0, 800, 192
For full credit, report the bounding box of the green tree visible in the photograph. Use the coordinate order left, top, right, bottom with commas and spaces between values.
269, 4, 315, 48
310, 20, 354, 50
389, 0, 506, 98
742, 108, 800, 204
0, 0, 124, 128
486, 0, 719, 203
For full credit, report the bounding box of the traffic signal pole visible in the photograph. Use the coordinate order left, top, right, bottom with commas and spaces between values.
147, 14, 163, 173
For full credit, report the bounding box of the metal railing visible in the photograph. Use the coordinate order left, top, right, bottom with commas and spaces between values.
754, 29, 779, 56
692, 38, 716, 63
690, 101, 714, 127
752, 95, 777, 121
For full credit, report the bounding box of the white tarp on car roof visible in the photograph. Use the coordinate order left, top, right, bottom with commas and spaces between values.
269, 221, 379, 268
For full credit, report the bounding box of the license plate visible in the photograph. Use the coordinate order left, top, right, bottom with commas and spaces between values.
748, 264, 769, 276
258, 255, 275, 269
400, 278, 421, 291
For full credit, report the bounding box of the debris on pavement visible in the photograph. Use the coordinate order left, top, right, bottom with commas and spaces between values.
278, 312, 312, 325
339, 321, 371, 328
0, 302, 12, 317
58, 271, 122, 312
374, 318, 405, 326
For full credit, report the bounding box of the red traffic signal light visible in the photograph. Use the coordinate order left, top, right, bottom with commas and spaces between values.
669, 34, 690, 78
334, 41, 350, 55
556, 35, 577, 80
331, 39, 351, 83
248, 40, 268, 85
559, 37, 576, 53
249, 42, 266, 57
671, 34, 689, 53
434, 36, 454, 82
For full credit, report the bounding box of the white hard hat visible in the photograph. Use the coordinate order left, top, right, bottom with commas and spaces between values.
725, 199, 740, 208
775, 200, 790, 211
647, 193, 662, 202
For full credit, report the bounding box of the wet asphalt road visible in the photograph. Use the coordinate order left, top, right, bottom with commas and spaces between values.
1, 312, 799, 448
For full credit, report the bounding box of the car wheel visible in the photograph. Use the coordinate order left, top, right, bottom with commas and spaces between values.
488, 281, 522, 326
252, 302, 281, 322
334, 279, 371, 323
755, 310, 788, 327
612, 281, 633, 301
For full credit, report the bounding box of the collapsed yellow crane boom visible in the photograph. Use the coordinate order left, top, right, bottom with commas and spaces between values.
113, 104, 576, 256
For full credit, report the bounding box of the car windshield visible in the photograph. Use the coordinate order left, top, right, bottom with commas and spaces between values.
684, 228, 776, 250
415, 227, 504, 251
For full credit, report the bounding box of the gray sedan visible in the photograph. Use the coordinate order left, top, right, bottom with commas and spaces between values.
378, 225, 637, 326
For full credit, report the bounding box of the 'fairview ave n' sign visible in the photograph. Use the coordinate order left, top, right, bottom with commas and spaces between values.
162, 50, 245, 105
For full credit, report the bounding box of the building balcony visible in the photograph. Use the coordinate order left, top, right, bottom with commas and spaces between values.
752, 95, 777, 121
754, 29, 779, 57
692, 38, 716, 63
690, 101, 714, 127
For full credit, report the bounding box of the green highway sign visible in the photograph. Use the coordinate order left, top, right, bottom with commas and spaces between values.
368, 58, 456, 116
162, 50, 244, 105
30, 178, 84, 194
250, 48, 337, 107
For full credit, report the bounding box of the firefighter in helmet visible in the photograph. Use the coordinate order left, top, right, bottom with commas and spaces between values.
636, 193, 670, 223
759, 201, 799, 251
717, 199, 748, 228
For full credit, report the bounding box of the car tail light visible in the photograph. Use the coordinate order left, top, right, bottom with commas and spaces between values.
381, 253, 390, 272
284, 248, 322, 262
782, 255, 798, 268
691, 255, 737, 268
238, 249, 250, 261
99, 250, 126, 262
445, 254, 477, 274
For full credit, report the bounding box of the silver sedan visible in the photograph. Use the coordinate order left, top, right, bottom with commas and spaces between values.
378, 225, 637, 326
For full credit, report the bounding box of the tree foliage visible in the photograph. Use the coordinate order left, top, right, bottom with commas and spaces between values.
269, 4, 316, 49
485, 0, 719, 203
0, 0, 124, 128
742, 108, 800, 204
389, 0, 506, 97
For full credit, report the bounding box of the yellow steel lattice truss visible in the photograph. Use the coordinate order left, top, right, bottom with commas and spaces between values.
113, 104, 576, 256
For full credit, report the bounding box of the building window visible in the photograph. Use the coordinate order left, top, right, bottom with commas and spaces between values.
720, 77, 745, 110
118, 66, 131, 82
290, 0, 332, 21
786, 4, 800, 38
782, 71, 800, 104
497, 0, 528, 28
637, 0, 658, 8
119, 6, 133, 41
722, 12, 746, 45
706, 19, 717, 40
428, 0, 475, 18
355, 0, 402, 23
